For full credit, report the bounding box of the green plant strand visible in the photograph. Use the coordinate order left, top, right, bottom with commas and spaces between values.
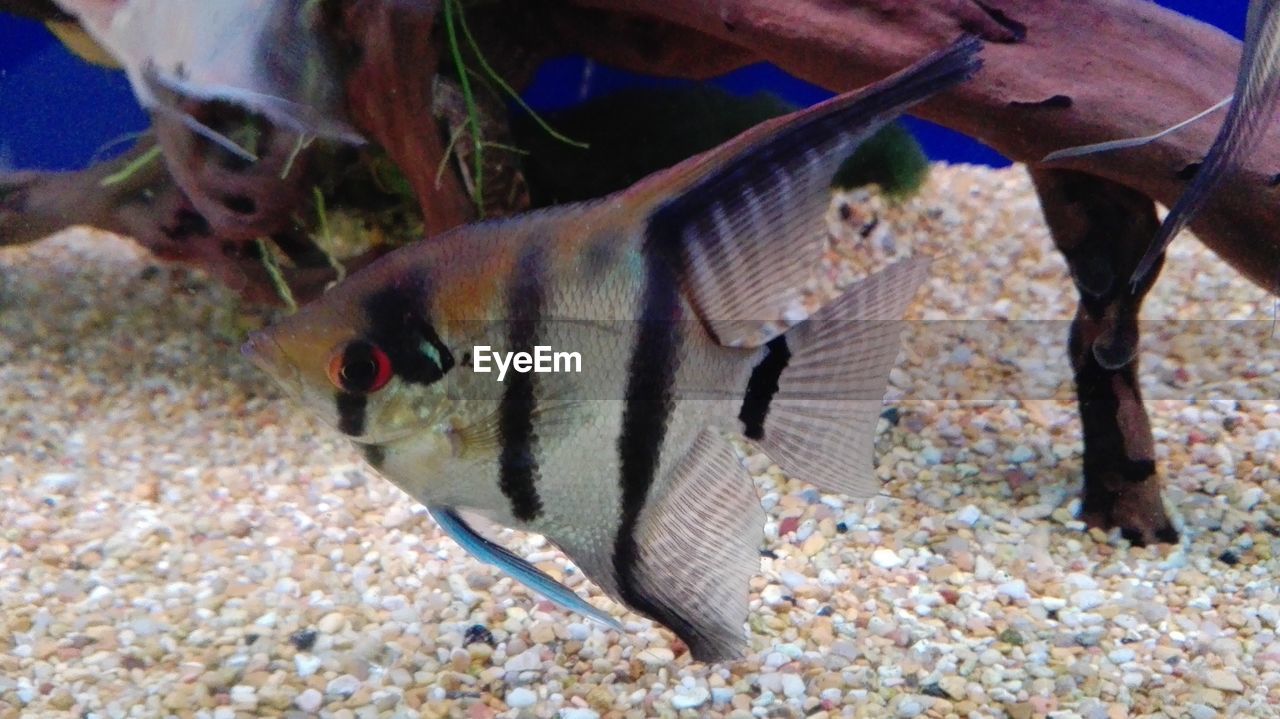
444, 0, 486, 217
312, 187, 347, 284
256, 238, 298, 312
454, 0, 588, 150
280, 134, 315, 180
99, 145, 162, 187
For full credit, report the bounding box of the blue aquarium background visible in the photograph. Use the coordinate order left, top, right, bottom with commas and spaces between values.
0, 1, 1249, 173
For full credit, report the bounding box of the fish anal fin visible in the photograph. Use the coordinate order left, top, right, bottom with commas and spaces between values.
626, 429, 765, 662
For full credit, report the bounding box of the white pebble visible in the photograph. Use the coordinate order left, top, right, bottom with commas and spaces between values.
954, 504, 982, 527
781, 674, 806, 698
229, 685, 256, 708
506, 687, 537, 708
711, 687, 734, 705
1204, 669, 1244, 692
1238, 486, 1265, 510
1108, 648, 1135, 664
871, 547, 904, 569
637, 647, 674, 666
559, 710, 599, 719
896, 696, 928, 718
1254, 429, 1280, 452
1070, 589, 1106, 611
996, 580, 1029, 601
505, 648, 543, 672
39, 472, 81, 493
671, 686, 710, 710
758, 672, 784, 693
295, 688, 323, 713
325, 674, 360, 699
1007, 445, 1035, 463
294, 653, 322, 677
1188, 705, 1218, 719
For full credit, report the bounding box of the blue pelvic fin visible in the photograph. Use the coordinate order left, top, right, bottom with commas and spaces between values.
429, 507, 623, 631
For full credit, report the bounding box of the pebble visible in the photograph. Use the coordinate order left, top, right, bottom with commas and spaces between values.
781, 674, 806, 698
295, 688, 323, 713
505, 648, 543, 672
638, 647, 675, 666
294, 653, 322, 677
997, 580, 1029, 601
506, 687, 537, 708
325, 674, 361, 699
1008, 445, 1036, 463
871, 547, 905, 569
6, 168, 1279, 719
1108, 648, 1135, 664
1203, 669, 1245, 693
1070, 589, 1106, 611
896, 695, 930, 717
1187, 705, 1218, 719
39, 472, 81, 493
954, 504, 983, 527
671, 686, 710, 710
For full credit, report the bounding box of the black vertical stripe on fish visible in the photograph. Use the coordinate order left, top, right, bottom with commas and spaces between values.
363, 275, 455, 386
613, 213, 695, 643
335, 392, 367, 436
738, 335, 792, 440
361, 443, 386, 468
497, 247, 546, 522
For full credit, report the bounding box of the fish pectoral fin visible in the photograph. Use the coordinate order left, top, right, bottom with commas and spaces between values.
621, 429, 766, 662
633, 36, 981, 348
747, 258, 931, 498
455, 397, 584, 458
428, 506, 622, 630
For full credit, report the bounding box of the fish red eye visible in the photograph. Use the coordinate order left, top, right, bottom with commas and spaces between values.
327, 341, 393, 394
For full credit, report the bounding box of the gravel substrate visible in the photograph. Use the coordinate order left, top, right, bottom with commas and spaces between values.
2, 164, 1279, 719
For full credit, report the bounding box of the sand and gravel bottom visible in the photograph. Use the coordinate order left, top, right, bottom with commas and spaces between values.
2, 164, 1280, 719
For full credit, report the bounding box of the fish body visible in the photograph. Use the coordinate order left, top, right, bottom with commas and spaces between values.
53, 0, 362, 155
244, 36, 983, 660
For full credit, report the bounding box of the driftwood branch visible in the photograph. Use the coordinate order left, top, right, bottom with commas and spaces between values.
559, 0, 1279, 293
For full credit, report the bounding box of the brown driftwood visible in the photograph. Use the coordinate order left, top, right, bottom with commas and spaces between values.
557, 0, 1280, 294
0, 141, 357, 303
334, 0, 475, 235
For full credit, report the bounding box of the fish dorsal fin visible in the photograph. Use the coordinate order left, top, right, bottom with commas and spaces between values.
622, 429, 766, 662
630, 36, 981, 347
1129, 0, 1280, 286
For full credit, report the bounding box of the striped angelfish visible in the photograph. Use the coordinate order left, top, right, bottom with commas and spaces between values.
243, 36, 983, 661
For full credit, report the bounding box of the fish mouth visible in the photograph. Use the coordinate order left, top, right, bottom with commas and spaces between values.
241, 331, 303, 395
241, 330, 281, 367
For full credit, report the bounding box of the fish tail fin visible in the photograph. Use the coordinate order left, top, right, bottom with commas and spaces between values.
739, 258, 931, 497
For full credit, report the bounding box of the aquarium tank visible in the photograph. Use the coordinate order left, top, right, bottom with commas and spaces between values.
3, 1, 1278, 718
